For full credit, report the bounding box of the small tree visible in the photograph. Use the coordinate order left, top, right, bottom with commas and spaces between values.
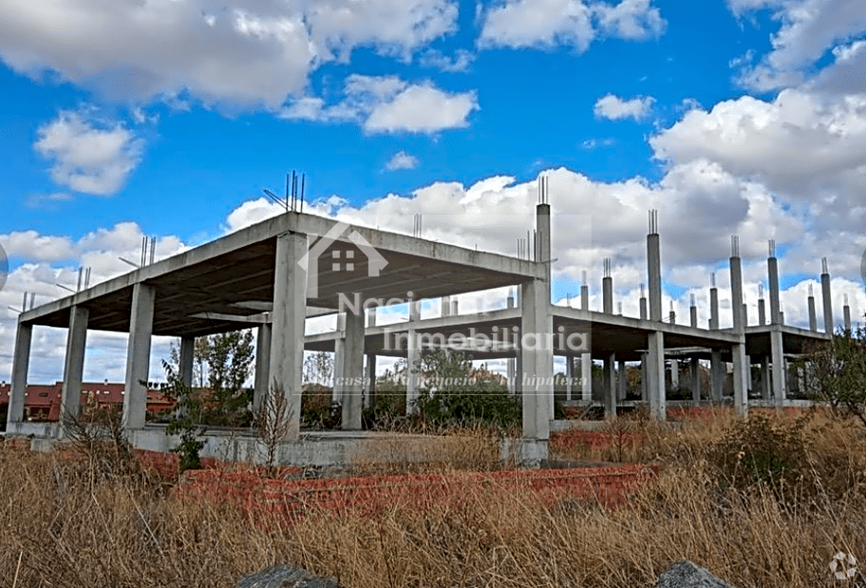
161, 360, 205, 473
799, 323, 866, 427
255, 381, 295, 474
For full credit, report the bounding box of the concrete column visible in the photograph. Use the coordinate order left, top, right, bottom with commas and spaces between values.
580, 284, 589, 312
671, 359, 679, 389
640, 353, 648, 401
618, 359, 627, 401
647, 233, 662, 322
690, 357, 700, 403
760, 357, 770, 400
441, 296, 451, 317
709, 287, 719, 330
844, 302, 852, 332
768, 255, 781, 324
61, 306, 89, 420
770, 327, 786, 407
252, 326, 270, 412
333, 313, 346, 404
711, 350, 723, 403
758, 298, 766, 326
603, 354, 616, 417
647, 331, 665, 419
730, 250, 748, 416
690, 305, 698, 329
821, 263, 833, 334
520, 278, 552, 439
565, 355, 573, 401
602, 275, 613, 314
267, 232, 307, 439
580, 354, 592, 402
640, 297, 647, 320
808, 293, 817, 332
341, 310, 364, 430
365, 353, 376, 409
406, 300, 421, 414
179, 335, 195, 389
451, 300, 459, 315
7, 322, 33, 426
367, 307, 377, 328
123, 283, 155, 430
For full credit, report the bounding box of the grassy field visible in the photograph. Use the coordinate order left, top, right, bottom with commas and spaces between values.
1, 408, 864, 587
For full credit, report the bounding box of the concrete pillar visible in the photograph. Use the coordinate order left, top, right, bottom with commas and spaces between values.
758, 298, 766, 326
768, 250, 786, 407
267, 232, 307, 439
730, 249, 748, 416
441, 296, 451, 317
180, 335, 195, 389
691, 357, 700, 402
640, 353, 648, 401
690, 305, 697, 329
844, 302, 852, 332
647, 331, 665, 419
709, 287, 719, 330
333, 313, 346, 404
671, 359, 679, 389
603, 354, 616, 417
565, 355, 573, 401
618, 359, 627, 401
520, 278, 552, 439
648, 233, 662, 322
640, 297, 647, 320
406, 300, 421, 414
61, 306, 89, 420
711, 350, 723, 403
7, 322, 33, 426
580, 354, 592, 402
367, 306, 377, 328
341, 310, 364, 430
253, 326, 270, 412
768, 254, 782, 324
365, 353, 376, 409
821, 262, 833, 334
760, 357, 770, 400
602, 275, 613, 314
451, 299, 458, 316
123, 283, 155, 430
808, 293, 817, 332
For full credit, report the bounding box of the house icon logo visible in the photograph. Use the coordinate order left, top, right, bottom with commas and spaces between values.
298, 221, 388, 298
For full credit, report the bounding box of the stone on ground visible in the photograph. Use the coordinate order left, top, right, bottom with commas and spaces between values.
656, 561, 737, 588
236, 565, 339, 588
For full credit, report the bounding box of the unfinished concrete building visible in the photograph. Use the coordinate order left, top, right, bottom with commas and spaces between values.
5, 187, 843, 465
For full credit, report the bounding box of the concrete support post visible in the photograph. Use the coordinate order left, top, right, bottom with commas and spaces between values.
123, 283, 155, 430
618, 359, 627, 401
647, 331, 666, 419
603, 354, 616, 417
768, 256, 782, 324
730, 251, 748, 415
520, 278, 552, 440
580, 354, 592, 402
441, 296, 451, 317
341, 310, 364, 430
61, 306, 89, 419
691, 357, 700, 403
671, 359, 679, 389
333, 313, 346, 404
180, 335, 195, 389
821, 268, 833, 334
268, 232, 307, 439
648, 233, 662, 322
602, 276, 613, 314
565, 355, 573, 401
365, 353, 376, 409
770, 327, 786, 408
844, 304, 852, 332
640, 354, 648, 401
7, 322, 33, 426
710, 288, 719, 330
690, 305, 698, 329
640, 297, 647, 321
808, 295, 817, 332
406, 300, 421, 414
253, 326, 270, 412
758, 299, 766, 326
760, 357, 770, 400
711, 350, 723, 403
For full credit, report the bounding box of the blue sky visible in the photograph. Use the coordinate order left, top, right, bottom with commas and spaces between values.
2, 0, 866, 382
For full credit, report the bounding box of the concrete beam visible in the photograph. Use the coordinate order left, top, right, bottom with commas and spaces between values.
61, 306, 89, 420
268, 232, 307, 439
341, 310, 364, 430
123, 283, 155, 430
7, 321, 33, 426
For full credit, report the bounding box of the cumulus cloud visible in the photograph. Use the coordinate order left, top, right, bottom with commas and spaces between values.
729, 0, 866, 92
594, 93, 655, 120
281, 74, 478, 134
385, 151, 420, 171
418, 49, 475, 72
0, 0, 458, 109
34, 110, 143, 196
478, 0, 664, 51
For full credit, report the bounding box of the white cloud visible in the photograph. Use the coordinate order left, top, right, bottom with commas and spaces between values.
478, 0, 664, 51
418, 49, 475, 72
281, 75, 478, 134
34, 110, 143, 196
0, 0, 458, 109
594, 93, 655, 120
730, 0, 866, 92
385, 151, 420, 171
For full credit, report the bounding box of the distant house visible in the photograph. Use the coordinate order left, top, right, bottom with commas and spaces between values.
0, 382, 175, 425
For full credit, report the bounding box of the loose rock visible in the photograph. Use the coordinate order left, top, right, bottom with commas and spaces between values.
236, 565, 339, 588
656, 561, 737, 588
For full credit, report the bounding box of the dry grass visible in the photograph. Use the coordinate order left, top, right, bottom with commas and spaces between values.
1, 408, 865, 587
